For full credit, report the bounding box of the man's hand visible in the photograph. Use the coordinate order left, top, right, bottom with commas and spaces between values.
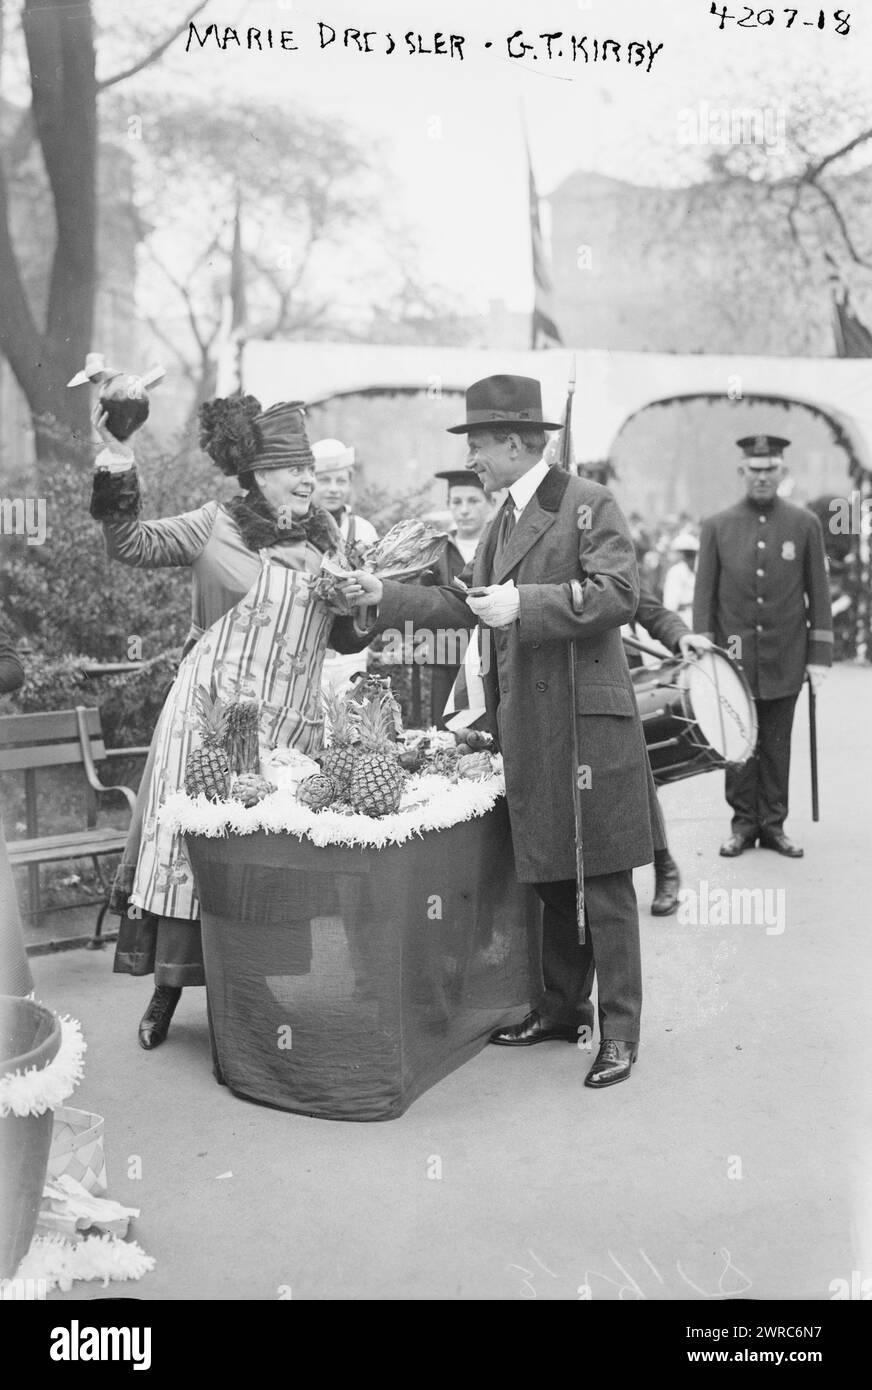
678, 633, 714, 657
338, 571, 383, 608
466, 581, 520, 628
806, 664, 828, 694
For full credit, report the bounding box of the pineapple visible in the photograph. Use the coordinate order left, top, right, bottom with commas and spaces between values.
315, 688, 361, 800
184, 686, 231, 800
225, 699, 261, 775
297, 773, 338, 810
348, 694, 407, 817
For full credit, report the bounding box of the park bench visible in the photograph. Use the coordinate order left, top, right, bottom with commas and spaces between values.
0, 706, 146, 950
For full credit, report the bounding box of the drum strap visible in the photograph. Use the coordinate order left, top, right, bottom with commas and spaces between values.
567, 640, 586, 945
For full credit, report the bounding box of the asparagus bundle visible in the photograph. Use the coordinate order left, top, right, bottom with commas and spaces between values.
225, 699, 261, 775
321, 519, 448, 586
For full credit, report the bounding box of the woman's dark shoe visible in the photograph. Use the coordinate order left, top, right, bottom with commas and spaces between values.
138, 985, 182, 1050
651, 850, 681, 916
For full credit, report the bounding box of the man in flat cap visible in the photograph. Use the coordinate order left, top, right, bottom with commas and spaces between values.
694, 435, 832, 858
341, 375, 655, 1089
312, 437, 379, 694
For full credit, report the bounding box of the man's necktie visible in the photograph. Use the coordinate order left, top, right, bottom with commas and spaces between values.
492, 498, 516, 575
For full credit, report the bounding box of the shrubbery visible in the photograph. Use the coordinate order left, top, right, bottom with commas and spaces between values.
1, 422, 439, 738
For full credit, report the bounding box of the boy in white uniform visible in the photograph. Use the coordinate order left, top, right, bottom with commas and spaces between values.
312, 438, 379, 694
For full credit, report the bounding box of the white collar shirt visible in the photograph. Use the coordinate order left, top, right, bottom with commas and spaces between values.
506, 456, 550, 520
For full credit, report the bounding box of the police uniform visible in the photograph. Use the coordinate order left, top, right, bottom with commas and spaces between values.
693, 435, 833, 850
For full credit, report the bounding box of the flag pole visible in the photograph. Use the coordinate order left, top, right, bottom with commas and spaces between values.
562, 354, 586, 943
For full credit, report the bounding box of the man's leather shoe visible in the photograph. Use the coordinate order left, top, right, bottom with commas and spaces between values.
651, 851, 681, 916
138, 985, 182, 1050
584, 1039, 638, 1089
490, 1010, 579, 1046
758, 832, 803, 858
719, 833, 756, 858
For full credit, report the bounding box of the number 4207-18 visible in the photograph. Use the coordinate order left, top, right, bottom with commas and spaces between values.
709, 6, 851, 32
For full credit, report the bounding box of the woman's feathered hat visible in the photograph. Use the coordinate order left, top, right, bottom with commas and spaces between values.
198, 396, 315, 477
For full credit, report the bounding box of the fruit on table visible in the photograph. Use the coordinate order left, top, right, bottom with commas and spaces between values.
457, 752, 492, 780
348, 693, 406, 817
184, 687, 231, 800
231, 773, 276, 807
455, 742, 471, 756
317, 687, 361, 799
397, 749, 422, 773
297, 773, 338, 810
465, 730, 493, 751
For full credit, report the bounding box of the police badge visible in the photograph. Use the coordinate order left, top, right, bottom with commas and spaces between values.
781, 541, 796, 561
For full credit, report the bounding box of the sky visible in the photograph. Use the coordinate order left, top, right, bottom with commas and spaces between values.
146, 0, 872, 312
7, 0, 872, 315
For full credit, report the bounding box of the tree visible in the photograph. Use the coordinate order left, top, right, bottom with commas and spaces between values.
119, 96, 472, 413
0, 0, 207, 467
666, 70, 872, 353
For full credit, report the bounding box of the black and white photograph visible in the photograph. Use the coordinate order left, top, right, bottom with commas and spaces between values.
1, 0, 871, 1335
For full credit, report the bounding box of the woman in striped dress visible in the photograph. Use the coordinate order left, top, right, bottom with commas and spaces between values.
91, 396, 368, 1049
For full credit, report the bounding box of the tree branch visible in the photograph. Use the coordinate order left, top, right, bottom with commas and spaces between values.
98, 2, 210, 90
803, 128, 872, 183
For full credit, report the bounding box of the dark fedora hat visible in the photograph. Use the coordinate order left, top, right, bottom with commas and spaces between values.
447, 375, 562, 435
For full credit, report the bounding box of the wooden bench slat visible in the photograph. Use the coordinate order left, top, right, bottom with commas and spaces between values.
0, 743, 103, 772
0, 708, 102, 745
9, 830, 128, 866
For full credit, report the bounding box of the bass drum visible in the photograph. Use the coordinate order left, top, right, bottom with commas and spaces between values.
631, 648, 757, 786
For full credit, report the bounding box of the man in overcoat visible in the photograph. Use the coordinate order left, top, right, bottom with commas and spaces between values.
693, 434, 833, 858
342, 375, 655, 1088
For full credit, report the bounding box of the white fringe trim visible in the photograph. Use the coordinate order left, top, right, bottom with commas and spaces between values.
161, 769, 506, 849
0, 1014, 86, 1119
14, 1232, 154, 1292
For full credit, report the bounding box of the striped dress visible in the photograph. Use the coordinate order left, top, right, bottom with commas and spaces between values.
130, 552, 333, 923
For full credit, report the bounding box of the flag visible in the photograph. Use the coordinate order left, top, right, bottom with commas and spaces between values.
543, 355, 576, 473
832, 288, 872, 357
443, 629, 488, 731
527, 140, 563, 350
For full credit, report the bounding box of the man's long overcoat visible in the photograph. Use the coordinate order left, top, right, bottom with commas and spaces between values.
376, 467, 655, 882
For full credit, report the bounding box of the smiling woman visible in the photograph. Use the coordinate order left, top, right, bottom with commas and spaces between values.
89, 393, 369, 1052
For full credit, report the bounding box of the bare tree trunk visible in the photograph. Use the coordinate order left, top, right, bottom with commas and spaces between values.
22, 0, 97, 463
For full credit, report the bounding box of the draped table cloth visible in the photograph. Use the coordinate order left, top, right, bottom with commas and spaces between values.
185, 797, 541, 1120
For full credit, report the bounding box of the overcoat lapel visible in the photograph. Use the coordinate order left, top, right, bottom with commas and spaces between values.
491, 503, 557, 583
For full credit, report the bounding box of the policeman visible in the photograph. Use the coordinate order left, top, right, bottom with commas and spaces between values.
693, 435, 833, 858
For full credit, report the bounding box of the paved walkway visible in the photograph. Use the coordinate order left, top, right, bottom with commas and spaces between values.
31, 666, 871, 1301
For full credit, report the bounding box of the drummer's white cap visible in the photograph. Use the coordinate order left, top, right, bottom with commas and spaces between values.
672, 532, 700, 552
312, 438, 355, 473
